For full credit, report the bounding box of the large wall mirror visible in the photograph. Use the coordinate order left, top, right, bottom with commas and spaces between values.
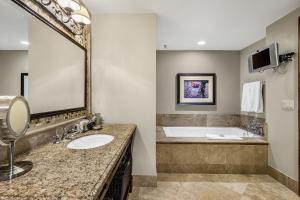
0, 0, 87, 119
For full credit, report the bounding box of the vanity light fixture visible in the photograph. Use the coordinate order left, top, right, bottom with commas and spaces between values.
197, 41, 206, 46
56, 0, 81, 12
37, 0, 91, 35
20, 41, 29, 45
71, 6, 91, 25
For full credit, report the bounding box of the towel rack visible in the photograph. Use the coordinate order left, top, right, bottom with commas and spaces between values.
243, 80, 265, 85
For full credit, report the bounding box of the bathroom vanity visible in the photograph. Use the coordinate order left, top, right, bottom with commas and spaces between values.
0, 124, 136, 200
0, 1, 136, 199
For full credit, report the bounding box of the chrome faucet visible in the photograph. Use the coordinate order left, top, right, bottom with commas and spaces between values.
61, 128, 69, 140
53, 125, 80, 144
247, 119, 264, 136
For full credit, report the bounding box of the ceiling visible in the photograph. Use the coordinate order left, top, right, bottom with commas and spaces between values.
83, 0, 300, 50
0, 1, 28, 50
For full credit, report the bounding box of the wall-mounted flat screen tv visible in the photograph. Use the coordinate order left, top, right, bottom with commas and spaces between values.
248, 42, 279, 73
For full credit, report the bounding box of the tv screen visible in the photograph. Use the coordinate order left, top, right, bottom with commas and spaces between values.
252, 49, 271, 70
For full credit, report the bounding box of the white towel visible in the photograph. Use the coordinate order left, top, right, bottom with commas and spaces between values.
241, 81, 264, 113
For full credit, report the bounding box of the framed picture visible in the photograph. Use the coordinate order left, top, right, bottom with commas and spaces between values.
177, 73, 216, 105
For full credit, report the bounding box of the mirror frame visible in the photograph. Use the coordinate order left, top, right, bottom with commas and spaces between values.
11, 0, 88, 120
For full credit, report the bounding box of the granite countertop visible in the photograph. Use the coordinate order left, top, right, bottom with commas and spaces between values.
156, 126, 268, 144
0, 124, 136, 200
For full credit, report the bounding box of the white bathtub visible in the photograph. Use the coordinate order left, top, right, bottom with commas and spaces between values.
163, 127, 260, 140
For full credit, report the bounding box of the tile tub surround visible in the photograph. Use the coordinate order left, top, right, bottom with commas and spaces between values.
0, 124, 136, 199
156, 125, 268, 174
157, 113, 265, 128
157, 143, 268, 174
157, 114, 209, 127
128, 173, 299, 200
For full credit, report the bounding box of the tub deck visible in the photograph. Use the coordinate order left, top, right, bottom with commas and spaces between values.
156, 126, 268, 174
157, 126, 268, 144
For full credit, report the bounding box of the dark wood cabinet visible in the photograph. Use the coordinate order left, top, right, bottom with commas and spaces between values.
98, 133, 135, 200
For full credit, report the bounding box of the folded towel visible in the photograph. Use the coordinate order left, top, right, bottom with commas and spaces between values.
241, 81, 264, 113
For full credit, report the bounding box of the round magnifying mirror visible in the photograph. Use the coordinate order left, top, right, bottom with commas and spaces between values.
0, 96, 31, 181
0, 96, 30, 144
7, 97, 30, 138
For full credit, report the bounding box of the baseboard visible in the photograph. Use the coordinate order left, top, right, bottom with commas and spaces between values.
133, 175, 157, 187
267, 165, 298, 194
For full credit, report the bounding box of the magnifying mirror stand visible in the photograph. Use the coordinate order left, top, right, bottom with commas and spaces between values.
0, 141, 33, 181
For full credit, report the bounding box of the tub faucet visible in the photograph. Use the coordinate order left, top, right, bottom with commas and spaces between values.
247, 119, 264, 136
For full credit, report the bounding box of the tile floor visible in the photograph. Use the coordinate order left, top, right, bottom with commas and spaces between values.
129, 173, 300, 200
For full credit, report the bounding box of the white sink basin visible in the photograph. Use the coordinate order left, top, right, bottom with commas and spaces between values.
67, 134, 114, 150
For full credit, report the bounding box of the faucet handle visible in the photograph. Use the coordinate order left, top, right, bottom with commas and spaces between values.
74, 124, 81, 132
53, 134, 60, 144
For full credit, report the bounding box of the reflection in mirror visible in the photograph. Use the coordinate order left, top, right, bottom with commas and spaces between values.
0, 1, 86, 117
21, 73, 28, 98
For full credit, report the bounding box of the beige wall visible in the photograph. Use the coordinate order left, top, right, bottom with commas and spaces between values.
240, 8, 299, 180
157, 51, 240, 114
0, 50, 28, 96
92, 14, 157, 176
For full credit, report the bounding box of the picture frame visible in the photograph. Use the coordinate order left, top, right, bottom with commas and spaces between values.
177, 73, 216, 105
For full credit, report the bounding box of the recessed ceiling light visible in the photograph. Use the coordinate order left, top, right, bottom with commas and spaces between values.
197, 41, 206, 46
20, 41, 29, 45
